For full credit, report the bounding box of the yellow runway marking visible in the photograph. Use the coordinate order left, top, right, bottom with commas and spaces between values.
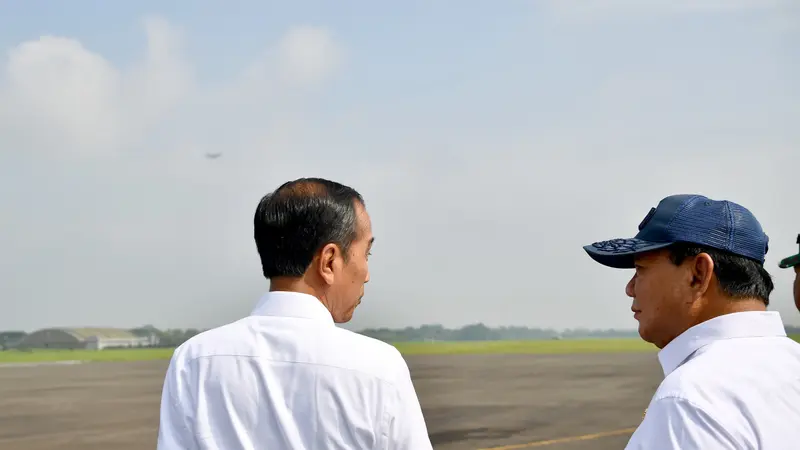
477, 427, 637, 449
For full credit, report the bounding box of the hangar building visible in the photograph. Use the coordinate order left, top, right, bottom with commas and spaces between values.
17, 327, 153, 350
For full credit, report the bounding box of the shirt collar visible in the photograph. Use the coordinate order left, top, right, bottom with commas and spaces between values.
250, 290, 334, 325
658, 310, 787, 376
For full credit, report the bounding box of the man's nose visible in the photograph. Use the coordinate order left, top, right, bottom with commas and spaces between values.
625, 275, 636, 298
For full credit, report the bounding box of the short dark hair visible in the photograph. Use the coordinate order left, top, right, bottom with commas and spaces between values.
254, 178, 364, 279
667, 242, 774, 306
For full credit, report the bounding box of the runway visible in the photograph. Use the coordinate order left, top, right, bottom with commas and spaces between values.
410, 353, 661, 449
0, 352, 663, 449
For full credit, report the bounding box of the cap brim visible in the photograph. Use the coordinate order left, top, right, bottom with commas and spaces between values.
779, 254, 800, 269
583, 238, 674, 269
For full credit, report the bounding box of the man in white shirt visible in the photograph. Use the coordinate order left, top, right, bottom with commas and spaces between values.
583, 194, 800, 449
157, 178, 433, 449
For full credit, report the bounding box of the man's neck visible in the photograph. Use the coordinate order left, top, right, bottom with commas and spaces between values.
694, 296, 766, 325
269, 277, 318, 297
268, 277, 333, 312
661, 297, 767, 349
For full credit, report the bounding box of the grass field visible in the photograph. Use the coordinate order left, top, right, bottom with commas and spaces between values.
0, 348, 176, 363
2, 336, 797, 363
0, 339, 651, 363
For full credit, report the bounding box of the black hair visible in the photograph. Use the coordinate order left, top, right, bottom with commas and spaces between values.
254, 178, 364, 279
667, 242, 774, 306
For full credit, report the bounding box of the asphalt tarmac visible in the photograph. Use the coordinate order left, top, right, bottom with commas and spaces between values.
0, 351, 663, 449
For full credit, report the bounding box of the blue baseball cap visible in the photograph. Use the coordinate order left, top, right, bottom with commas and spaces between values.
583, 194, 769, 269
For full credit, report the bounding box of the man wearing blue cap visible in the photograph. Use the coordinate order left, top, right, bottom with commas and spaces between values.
584, 194, 800, 449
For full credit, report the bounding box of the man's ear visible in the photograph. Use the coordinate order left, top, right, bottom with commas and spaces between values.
317, 243, 340, 286
690, 252, 715, 296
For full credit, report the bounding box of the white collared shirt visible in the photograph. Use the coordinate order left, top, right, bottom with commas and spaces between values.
625, 311, 800, 449
156, 291, 433, 450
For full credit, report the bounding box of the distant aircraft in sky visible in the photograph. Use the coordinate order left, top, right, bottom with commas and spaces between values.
205, 152, 222, 159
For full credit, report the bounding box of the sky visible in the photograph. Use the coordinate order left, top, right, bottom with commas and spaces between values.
1, 0, 798, 333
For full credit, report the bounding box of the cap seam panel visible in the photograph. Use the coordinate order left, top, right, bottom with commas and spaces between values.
664, 195, 700, 232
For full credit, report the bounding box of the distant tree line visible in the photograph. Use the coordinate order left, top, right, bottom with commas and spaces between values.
129, 326, 203, 348
356, 323, 641, 342
4, 323, 800, 350
360, 323, 800, 342
116, 323, 800, 346
0, 331, 27, 350
365, 323, 800, 342
121, 323, 645, 346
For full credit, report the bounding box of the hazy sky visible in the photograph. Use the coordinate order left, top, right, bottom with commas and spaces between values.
1, 1, 798, 333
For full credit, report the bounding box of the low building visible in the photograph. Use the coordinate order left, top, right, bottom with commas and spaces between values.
17, 327, 152, 350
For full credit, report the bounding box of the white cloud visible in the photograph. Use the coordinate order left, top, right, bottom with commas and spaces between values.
3, 36, 124, 155
0, 18, 343, 158
0, 16, 193, 157
125, 16, 193, 133
276, 26, 343, 86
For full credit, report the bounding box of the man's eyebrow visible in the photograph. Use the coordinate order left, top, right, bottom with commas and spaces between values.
368, 237, 375, 246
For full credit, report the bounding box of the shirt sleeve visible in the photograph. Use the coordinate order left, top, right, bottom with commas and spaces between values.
386, 358, 434, 450
156, 355, 195, 450
625, 396, 742, 450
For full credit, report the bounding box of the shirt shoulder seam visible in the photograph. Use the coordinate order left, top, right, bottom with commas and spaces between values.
184, 353, 406, 387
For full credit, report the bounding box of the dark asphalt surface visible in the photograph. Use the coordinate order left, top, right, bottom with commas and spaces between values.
409, 353, 662, 449
0, 352, 663, 449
